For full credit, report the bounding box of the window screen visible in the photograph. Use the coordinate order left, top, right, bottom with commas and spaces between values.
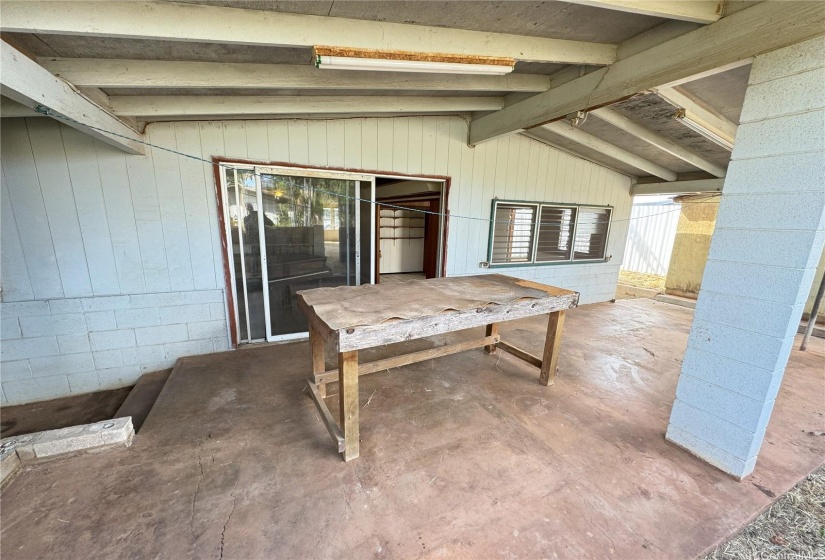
573, 207, 610, 260
535, 206, 576, 262
490, 204, 536, 264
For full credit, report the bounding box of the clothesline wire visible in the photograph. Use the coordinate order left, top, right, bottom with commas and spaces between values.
34, 105, 722, 229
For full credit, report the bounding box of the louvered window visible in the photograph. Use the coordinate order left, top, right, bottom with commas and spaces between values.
536, 206, 576, 262
573, 207, 611, 261
488, 200, 611, 266
490, 203, 537, 264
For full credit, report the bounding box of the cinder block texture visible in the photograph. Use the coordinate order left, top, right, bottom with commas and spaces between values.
0, 290, 228, 405
0, 417, 134, 466
666, 37, 825, 480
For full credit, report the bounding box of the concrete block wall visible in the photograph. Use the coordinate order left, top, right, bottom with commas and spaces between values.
666, 36, 825, 479
1, 117, 233, 405
1, 115, 631, 404
0, 290, 229, 404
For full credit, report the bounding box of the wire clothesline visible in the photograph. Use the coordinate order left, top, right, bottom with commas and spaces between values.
34, 105, 722, 229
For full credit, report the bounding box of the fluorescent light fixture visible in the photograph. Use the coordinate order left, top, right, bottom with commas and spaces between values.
313, 46, 515, 75
676, 109, 734, 150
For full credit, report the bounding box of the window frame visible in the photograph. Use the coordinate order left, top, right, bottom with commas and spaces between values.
486, 198, 612, 267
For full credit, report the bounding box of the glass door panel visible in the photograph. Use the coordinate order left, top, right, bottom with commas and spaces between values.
259, 174, 359, 337
226, 167, 267, 342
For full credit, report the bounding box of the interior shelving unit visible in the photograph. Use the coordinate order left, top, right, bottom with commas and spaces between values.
379, 208, 426, 274
379, 208, 425, 239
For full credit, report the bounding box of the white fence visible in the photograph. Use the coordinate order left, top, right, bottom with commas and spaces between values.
622, 200, 681, 276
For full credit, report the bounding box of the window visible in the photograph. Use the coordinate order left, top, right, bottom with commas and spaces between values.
490, 203, 536, 264
488, 200, 611, 266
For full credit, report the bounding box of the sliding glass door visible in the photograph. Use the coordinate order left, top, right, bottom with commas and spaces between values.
222, 165, 374, 343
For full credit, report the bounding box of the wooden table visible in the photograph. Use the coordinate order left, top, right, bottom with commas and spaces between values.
297, 274, 579, 461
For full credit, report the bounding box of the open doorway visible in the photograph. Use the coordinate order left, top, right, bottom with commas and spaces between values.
374, 178, 446, 283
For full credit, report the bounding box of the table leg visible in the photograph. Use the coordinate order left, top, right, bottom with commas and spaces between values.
484, 323, 499, 354
309, 323, 327, 398
540, 310, 566, 386
338, 350, 360, 461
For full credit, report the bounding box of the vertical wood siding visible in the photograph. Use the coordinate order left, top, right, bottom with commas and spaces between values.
1, 115, 631, 306
0, 115, 631, 403
4, 114, 635, 302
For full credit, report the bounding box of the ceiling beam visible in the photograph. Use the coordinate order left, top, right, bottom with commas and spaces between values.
469, 1, 825, 144
544, 121, 677, 181
0, 40, 144, 155
520, 131, 632, 179
631, 178, 724, 196
654, 86, 737, 148
591, 106, 726, 177
566, 1, 722, 24
39, 58, 551, 93
1, 1, 616, 66
109, 95, 504, 117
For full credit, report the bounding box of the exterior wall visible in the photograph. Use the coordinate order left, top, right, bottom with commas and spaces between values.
664, 195, 720, 298
622, 199, 680, 276
665, 36, 825, 479
0, 115, 631, 405
1, 118, 233, 405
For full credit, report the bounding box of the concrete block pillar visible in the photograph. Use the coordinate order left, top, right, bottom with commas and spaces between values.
666, 36, 825, 479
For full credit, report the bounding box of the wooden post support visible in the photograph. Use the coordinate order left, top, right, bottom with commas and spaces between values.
338, 350, 360, 461
484, 323, 499, 354
309, 323, 326, 398
540, 311, 566, 386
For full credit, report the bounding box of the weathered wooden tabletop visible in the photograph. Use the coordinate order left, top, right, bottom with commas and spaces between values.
298, 273, 574, 330
297, 274, 579, 461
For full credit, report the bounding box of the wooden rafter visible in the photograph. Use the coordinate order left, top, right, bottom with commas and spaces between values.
1, 1, 616, 66
40, 58, 551, 93
469, 1, 825, 144
0, 40, 144, 155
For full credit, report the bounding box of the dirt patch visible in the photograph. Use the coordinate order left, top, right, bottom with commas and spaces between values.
702, 466, 825, 559
619, 270, 666, 291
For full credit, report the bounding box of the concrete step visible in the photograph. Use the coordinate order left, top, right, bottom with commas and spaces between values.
1, 417, 134, 488
616, 284, 661, 299
654, 293, 697, 309
114, 369, 172, 433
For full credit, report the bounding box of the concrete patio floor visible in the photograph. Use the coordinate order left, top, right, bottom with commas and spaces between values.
1, 298, 823, 559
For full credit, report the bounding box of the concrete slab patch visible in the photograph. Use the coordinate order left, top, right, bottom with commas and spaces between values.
616, 283, 660, 299
656, 293, 697, 309
0, 416, 134, 475
0, 443, 22, 488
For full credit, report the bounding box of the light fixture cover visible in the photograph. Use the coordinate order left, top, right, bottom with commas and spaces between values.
676, 110, 734, 150
312, 46, 515, 75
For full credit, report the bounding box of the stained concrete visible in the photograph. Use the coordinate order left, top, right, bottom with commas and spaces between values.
114, 369, 172, 433
0, 299, 822, 559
